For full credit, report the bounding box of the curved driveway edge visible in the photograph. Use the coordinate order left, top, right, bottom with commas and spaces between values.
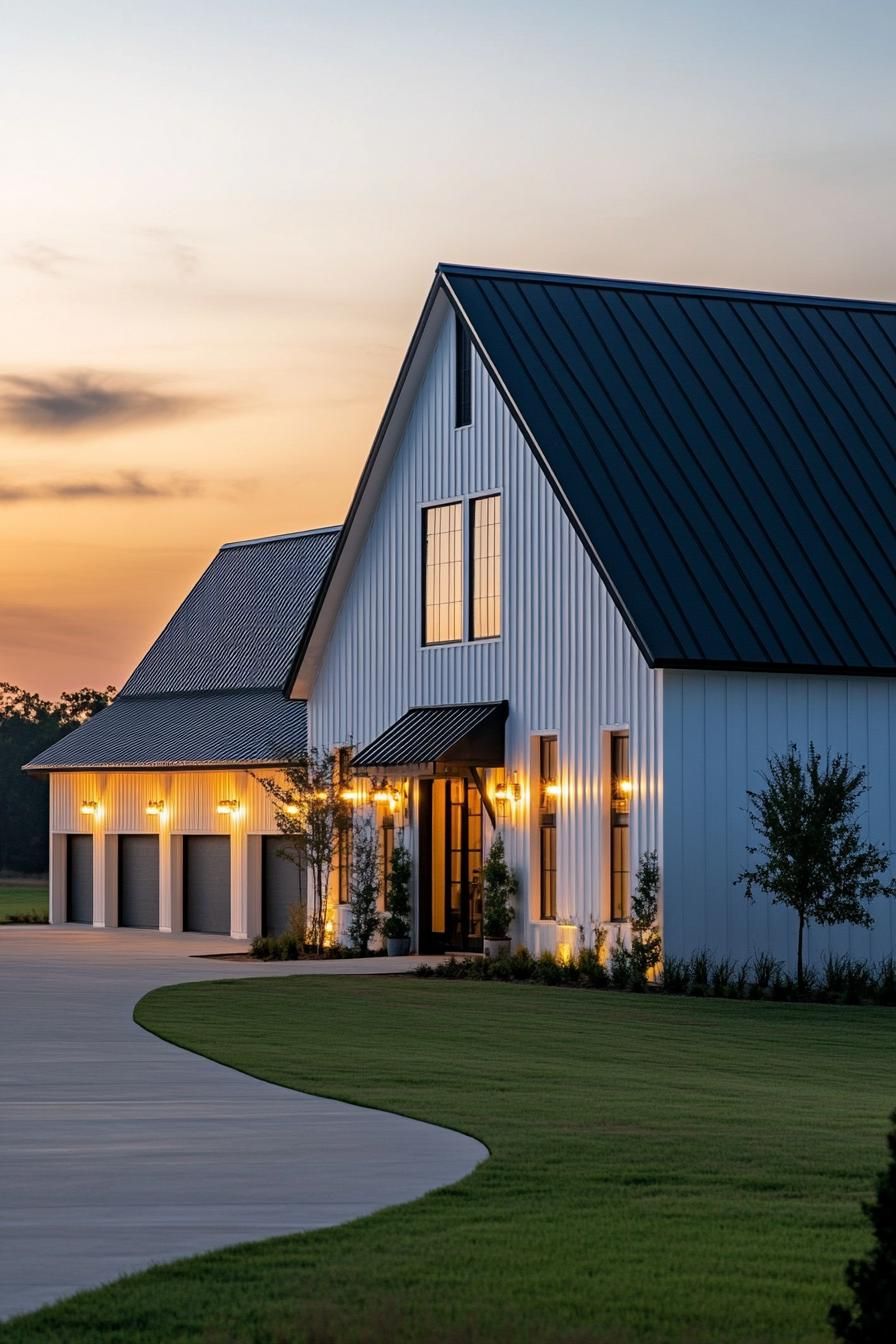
0, 927, 487, 1321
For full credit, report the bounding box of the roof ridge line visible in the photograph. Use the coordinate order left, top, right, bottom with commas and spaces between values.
220, 524, 341, 550
436, 262, 896, 313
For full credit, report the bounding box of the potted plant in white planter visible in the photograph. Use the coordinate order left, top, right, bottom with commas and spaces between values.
482, 833, 517, 958
383, 839, 412, 956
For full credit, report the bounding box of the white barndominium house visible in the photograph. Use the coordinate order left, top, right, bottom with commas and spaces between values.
28, 264, 896, 968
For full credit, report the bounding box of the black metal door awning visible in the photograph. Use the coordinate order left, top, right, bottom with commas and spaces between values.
352, 701, 507, 772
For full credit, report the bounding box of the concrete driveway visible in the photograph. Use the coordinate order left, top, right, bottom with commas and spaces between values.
0, 927, 486, 1321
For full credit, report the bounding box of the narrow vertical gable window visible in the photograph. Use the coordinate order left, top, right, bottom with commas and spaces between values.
470, 494, 501, 639
455, 313, 472, 428
423, 502, 463, 644
610, 732, 630, 920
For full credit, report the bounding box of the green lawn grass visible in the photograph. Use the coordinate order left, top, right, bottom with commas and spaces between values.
3, 978, 892, 1344
0, 879, 48, 923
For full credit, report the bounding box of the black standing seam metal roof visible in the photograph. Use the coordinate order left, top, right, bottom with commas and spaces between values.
352, 702, 508, 770
25, 527, 339, 771
440, 264, 896, 673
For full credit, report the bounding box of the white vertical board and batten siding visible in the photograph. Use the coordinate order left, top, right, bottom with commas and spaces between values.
308, 311, 662, 948
663, 671, 896, 965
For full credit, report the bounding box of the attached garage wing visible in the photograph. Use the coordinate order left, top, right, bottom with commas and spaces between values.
183, 836, 231, 935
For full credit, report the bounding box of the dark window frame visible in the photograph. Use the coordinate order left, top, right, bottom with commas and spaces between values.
609, 732, 630, 922
455, 313, 472, 429
538, 734, 558, 920
421, 500, 464, 646
336, 745, 353, 905
469, 492, 501, 642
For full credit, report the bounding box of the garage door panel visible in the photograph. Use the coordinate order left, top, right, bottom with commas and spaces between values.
262, 836, 305, 936
119, 835, 160, 929
67, 835, 93, 924
184, 836, 230, 935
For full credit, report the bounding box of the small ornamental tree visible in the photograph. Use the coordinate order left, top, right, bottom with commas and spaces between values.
737, 743, 896, 989
348, 816, 381, 955
482, 833, 517, 939
630, 849, 662, 981
829, 1109, 896, 1342
383, 837, 412, 942
257, 749, 351, 954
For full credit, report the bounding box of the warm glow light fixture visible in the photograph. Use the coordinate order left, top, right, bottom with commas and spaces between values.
284, 803, 300, 816
145, 800, 165, 816
495, 771, 521, 803
544, 780, 561, 799
340, 788, 361, 803
216, 799, 239, 815
372, 784, 400, 811
618, 778, 633, 796
80, 800, 98, 816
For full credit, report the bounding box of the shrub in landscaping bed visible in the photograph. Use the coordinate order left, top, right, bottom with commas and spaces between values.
6, 908, 49, 924
250, 934, 379, 961
416, 946, 896, 1005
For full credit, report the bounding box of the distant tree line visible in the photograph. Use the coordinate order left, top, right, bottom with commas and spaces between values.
0, 683, 114, 874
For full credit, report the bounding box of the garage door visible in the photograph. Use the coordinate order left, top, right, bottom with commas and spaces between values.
183, 836, 230, 934
67, 835, 93, 924
262, 836, 305, 936
119, 835, 160, 929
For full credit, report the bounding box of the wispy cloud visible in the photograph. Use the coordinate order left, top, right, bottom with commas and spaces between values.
9, 242, 81, 278
0, 371, 219, 434
0, 471, 202, 504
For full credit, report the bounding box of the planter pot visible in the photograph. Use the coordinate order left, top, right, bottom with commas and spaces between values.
386, 936, 411, 957
483, 936, 511, 959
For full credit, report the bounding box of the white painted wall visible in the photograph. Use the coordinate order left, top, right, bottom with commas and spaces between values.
663, 670, 896, 967
49, 768, 287, 938
307, 308, 662, 951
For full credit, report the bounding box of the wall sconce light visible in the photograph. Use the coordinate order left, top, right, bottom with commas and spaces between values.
145, 800, 166, 816
544, 779, 561, 800
371, 781, 401, 812
340, 788, 361, 803
80, 800, 98, 816
612, 777, 633, 813
217, 799, 239, 815
495, 771, 521, 817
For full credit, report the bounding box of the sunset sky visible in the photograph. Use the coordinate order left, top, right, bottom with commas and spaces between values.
3, 0, 895, 698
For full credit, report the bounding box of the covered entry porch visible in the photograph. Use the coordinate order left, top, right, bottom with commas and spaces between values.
352, 701, 508, 954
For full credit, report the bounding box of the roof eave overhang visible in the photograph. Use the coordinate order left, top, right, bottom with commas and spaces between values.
22, 758, 295, 777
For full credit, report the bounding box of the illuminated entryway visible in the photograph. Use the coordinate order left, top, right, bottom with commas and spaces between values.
418, 777, 484, 953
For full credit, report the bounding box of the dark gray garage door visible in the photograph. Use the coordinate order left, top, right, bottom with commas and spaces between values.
67, 835, 93, 924
183, 836, 230, 934
262, 836, 305, 936
119, 835, 160, 929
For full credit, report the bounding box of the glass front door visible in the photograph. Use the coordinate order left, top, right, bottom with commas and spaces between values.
420, 777, 483, 952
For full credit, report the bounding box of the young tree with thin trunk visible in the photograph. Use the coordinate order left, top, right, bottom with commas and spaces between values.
348, 816, 381, 955
737, 743, 896, 988
257, 749, 351, 954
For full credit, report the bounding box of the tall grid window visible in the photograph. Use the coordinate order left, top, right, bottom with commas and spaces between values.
470, 494, 501, 640
610, 732, 630, 921
336, 746, 353, 904
539, 735, 558, 919
423, 502, 463, 644
455, 314, 472, 428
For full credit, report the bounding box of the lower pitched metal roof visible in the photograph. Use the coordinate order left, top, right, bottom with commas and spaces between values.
352, 701, 507, 770
23, 691, 307, 772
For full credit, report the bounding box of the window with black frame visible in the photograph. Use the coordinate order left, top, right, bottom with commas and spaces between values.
539, 735, 558, 919
455, 313, 472, 428
610, 732, 631, 921
470, 494, 501, 640
422, 502, 463, 644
